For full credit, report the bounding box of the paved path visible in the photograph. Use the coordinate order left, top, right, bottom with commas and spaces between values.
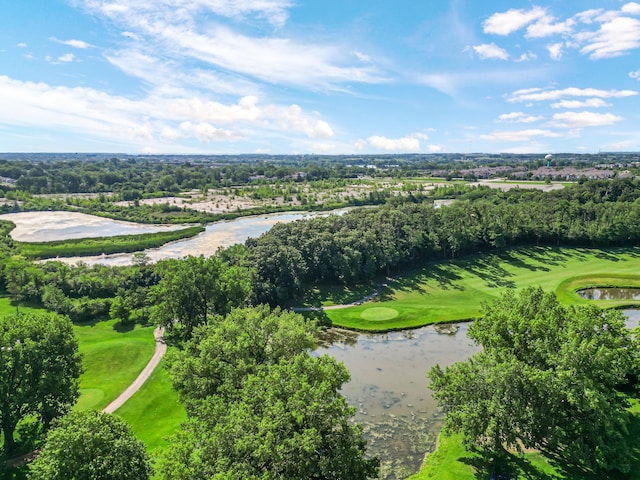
102, 326, 166, 414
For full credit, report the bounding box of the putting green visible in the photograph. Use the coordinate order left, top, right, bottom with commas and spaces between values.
360, 307, 399, 321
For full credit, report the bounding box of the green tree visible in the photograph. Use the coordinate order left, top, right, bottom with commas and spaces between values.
168, 305, 317, 412
428, 287, 637, 473
0, 312, 82, 453
151, 255, 252, 341
109, 294, 131, 325
29, 410, 152, 480
160, 354, 379, 480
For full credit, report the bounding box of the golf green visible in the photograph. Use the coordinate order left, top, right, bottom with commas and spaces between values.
360, 306, 399, 321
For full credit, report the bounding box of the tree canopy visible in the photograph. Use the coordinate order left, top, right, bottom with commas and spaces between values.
28, 410, 152, 480
0, 312, 82, 453
162, 306, 378, 479
428, 287, 638, 473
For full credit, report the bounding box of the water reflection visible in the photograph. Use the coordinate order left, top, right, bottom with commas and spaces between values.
318, 310, 639, 479
317, 323, 481, 479
578, 287, 640, 301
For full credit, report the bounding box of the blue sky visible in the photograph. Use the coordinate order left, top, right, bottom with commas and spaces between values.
1, 0, 639, 154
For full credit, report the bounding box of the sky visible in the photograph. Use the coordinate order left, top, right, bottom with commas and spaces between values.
0, 1, 639, 155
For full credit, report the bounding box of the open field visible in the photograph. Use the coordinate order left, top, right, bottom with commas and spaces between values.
320, 247, 640, 330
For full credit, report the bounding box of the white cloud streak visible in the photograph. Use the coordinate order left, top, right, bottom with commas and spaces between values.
550, 111, 623, 128
483, 7, 547, 35
508, 87, 638, 103
480, 129, 562, 142
469, 43, 509, 60
497, 112, 543, 123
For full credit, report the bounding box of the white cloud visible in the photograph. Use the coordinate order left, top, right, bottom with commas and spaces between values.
483, 6, 547, 35
515, 52, 537, 62
547, 42, 564, 60
577, 16, 640, 59
480, 129, 562, 142
57, 53, 76, 63
76, 0, 385, 90
51, 37, 93, 49
508, 87, 638, 103
622, 2, 640, 15
16, 42, 27, 48
497, 112, 543, 123
550, 98, 610, 108
631, 69, 640, 79
426, 144, 444, 153
526, 17, 574, 38
352, 50, 371, 62
0, 75, 335, 148
122, 31, 140, 40
179, 121, 242, 143
468, 43, 509, 60
367, 135, 420, 152
550, 111, 623, 128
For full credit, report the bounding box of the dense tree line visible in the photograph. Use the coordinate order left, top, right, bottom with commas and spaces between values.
246, 178, 640, 304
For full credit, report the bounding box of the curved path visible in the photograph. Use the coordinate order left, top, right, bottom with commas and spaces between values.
102, 326, 166, 414
292, 277, 395, 312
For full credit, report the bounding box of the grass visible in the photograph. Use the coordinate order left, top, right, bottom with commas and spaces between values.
116, 357, 186, 453
409, 403, 640, 480
16, 225, 205, 259
73, 319, 156, 411
319, 247, 640, 330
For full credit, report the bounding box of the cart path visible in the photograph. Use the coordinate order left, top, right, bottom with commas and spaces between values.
102, 326, 166, 414
292, 277, 395, 312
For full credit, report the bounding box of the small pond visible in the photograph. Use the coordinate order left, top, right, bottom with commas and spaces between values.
578, 287, 640, 301
318, 310, 639, 479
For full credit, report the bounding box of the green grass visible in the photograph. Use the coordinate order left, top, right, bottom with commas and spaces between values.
16, 225, 205, 259
116, 357, 186, 453
322, 247, 640, 330
74, 320, 156, 411
409, 405, 640, 480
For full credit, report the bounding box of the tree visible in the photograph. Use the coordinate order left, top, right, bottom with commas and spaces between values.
428, 287, 637, 473
151, 255, 252, 341
109, 294, 131, 325
29, 410, 152, 480
167, 305, 317, 412
0, 312, 82, 453
160, 354, 379, 480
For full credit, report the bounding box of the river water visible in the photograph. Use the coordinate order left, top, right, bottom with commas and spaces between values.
1, 210, 347, 266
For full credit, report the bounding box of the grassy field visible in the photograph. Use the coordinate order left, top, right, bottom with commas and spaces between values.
16, 225, 205, 259
319, 247, 640, 330
410, 402, 640, 480
73, 319, 156, 411
116, 357, 186, 453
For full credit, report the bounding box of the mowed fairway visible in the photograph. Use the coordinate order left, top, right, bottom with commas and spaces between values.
74, 320, 156, 411
116, 358, 187, 453
325, 247, 640, 330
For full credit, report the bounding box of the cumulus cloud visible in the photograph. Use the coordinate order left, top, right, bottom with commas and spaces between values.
468, 43, 509, 60
550, 111, 623, 128
577, 16, 640, 59
515, 52, 537, 62
483, 6, 547, 35
480, 129, 562, 142
497, 112, 543, 123
57, 53, 76, 63
631, 69, 640, 79
622, 2, 640, 15
0, 75, 335, 148
507, 87, 638, 103
367, 135, 420, 152
526, 17, 574, 38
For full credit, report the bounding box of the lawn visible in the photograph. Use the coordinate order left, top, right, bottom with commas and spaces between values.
73, 319, 156, 411
116, 357, 186, 453
321, 247, 640, 330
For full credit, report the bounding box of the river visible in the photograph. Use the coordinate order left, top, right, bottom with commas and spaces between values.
1, 209, 347, 266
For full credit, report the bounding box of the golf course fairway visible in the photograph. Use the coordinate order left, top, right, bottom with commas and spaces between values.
324, 246, 640, 330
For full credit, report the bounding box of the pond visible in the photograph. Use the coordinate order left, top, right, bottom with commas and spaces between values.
318, 310, 639, 479
5, 209, 347, 266
578, 287, 640, 301
0, 211, 183, 242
